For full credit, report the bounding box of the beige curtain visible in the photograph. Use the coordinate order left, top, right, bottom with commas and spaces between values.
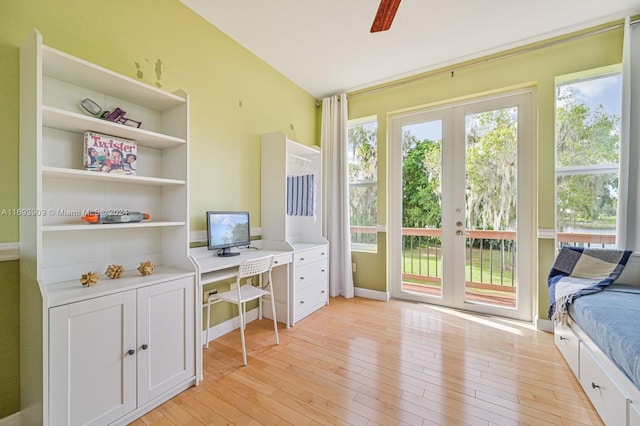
616, 17, 640, 251
321, 93, 354, 298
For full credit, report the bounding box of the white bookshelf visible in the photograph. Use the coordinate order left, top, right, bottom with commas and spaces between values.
20, 29, 196, 426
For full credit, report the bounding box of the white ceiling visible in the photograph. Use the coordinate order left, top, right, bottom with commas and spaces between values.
180, 0, 640, 99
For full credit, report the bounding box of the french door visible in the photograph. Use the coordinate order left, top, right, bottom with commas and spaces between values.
389, 90, 535, 321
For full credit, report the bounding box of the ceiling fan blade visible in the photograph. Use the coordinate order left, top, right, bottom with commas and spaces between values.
370, 0, 402, 33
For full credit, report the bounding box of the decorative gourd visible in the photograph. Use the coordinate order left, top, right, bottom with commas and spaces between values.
137, 260, 155, 276
80, 271, 99, 287
105, 264, 124, 279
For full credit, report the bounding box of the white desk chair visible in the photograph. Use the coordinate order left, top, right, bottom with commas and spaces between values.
209, 254, 279, 365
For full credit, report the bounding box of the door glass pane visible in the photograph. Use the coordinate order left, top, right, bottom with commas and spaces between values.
464, 108, 517, 308
401, 121, 443, 297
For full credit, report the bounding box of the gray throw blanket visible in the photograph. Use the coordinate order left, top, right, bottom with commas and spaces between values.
548, 247, 632, 323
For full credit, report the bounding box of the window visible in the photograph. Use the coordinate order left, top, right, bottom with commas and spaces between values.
348, 117, 378, 251
555, 66, 622, 248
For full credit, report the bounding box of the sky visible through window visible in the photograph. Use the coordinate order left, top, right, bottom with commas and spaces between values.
557, 73, 622, 114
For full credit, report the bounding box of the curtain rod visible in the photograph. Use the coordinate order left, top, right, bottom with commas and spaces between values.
341, 18, 639, 101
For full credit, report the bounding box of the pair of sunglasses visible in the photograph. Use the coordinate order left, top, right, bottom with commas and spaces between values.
80, 98, 142, 129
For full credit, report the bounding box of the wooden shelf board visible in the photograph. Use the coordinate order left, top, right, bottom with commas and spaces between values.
42, 166, 185, 186
42, 106, 186, 148
42, 221, 186, 232
43, 46, 185, 111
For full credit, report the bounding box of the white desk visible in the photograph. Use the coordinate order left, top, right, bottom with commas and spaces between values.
189, 240, 293, 381
190, 240, 293, 319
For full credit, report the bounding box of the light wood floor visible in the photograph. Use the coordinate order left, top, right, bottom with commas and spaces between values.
130, 297, 602, 426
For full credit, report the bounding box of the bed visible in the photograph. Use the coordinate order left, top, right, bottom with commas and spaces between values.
555, 256, 640, 425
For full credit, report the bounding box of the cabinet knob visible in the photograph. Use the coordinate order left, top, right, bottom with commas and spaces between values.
321, 252, 325, 256
127, 349, 135, 356
141, 344, 149, 350
300, 257, 305, 261
300, 276, 304, 280
274, 260, 279, 264
559, 336, 567, 341
591, 382, 600, 389
321, 290, 325, 294
321, 269, 325, 273
300, 300, 304, 305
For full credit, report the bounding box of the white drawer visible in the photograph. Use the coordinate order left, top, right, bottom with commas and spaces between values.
294, 246, 328, 267
293, 280, 328, 321
272, 252, 293, 267
293, 259, 328, 290
554, 322, 580, 376
579, 345, 627, 426
630, 401, 640, 426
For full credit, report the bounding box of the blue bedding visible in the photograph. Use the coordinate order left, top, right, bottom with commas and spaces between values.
569, 284, 640, 390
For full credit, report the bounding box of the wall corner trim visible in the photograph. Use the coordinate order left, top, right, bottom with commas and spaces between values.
535, 316, 554, 333
0, 243, 19, 262
354, 287, 390, 301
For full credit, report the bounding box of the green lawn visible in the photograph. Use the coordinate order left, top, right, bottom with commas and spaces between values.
402, 245, 515, 286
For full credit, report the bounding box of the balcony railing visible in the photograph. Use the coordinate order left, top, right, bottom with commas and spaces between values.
350, 226, 616, 308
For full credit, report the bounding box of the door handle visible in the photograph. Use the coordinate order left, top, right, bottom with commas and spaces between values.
456, 230, 466, 236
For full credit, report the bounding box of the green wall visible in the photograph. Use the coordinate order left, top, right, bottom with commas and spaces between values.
0, 0, 317, 418
347, 23, 624, 318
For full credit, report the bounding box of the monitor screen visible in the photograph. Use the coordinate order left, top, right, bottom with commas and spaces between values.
206, 211, 250, 257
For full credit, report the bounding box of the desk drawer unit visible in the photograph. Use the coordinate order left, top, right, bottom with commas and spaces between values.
293, 259, 328, 291
579, 345, 627, 426
554, 321, 580, 376
294, 246, 328, 267
294, 280, 328, 321
292, 245, 328, 324
273, 252, 293, 267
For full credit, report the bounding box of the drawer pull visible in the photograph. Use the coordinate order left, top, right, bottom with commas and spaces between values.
321, 269, 326, 273
591, 382, 600, 389
300, 276, 305, 280
321, 290, 325, 294
559, 336, 567, 341
300, 257, 305, 261
141, 344, 149, 350
127, 349, 135, 356
300, 300, 304, 305
321, 252, 325, 256
274, 260, 279, 264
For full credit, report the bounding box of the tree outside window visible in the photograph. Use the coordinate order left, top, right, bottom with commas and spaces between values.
348, 118, 378, 251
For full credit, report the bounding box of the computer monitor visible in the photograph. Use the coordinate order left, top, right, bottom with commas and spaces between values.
206, 211, 250, 257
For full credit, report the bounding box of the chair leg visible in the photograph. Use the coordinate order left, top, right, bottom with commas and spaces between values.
242, 302, 247, 330
238, 303, 248, 365
270, 291, 279, 345
206, 299, 211, 349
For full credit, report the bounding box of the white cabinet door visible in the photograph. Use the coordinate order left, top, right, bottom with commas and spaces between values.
137, 277, 195, 404
49, 291, 137, 426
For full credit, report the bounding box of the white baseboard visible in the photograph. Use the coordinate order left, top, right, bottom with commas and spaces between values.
535, 316, 554, 332
0, 243, 19, 262
202, 307, 260, 345
354, 287, 389, 301
0, 411, 21, 426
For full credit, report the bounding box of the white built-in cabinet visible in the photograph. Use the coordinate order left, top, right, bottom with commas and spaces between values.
20, 29, 196, 426
261, 131, 329, 325
49, 278, 194, 426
